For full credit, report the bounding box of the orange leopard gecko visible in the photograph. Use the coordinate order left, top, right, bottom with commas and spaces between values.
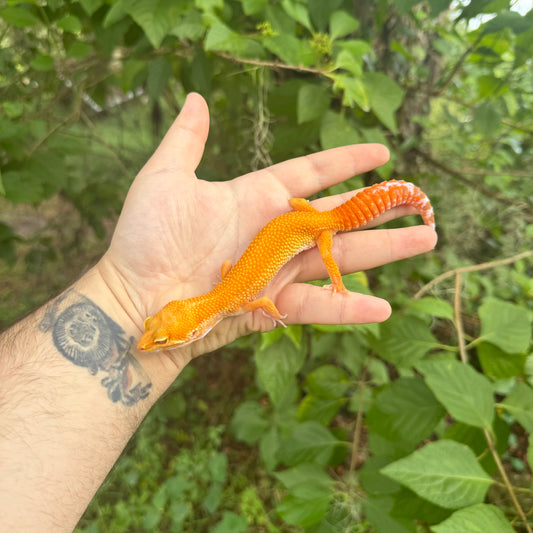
137, 180, 435, 352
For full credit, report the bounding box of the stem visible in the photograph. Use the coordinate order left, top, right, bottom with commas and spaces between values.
483, 428, 532, 533
350, 367, 367, 474
414, 250, 533, 299
454, 272, 468, 364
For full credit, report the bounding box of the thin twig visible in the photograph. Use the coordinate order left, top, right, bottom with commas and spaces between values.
213, 50, 330, 76
414, 250, 533, 299
350, 367, 367, 474
454, 272, 468, 364
483, 428, 533, 533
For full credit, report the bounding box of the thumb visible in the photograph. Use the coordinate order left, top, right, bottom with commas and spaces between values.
144, 92, 210, 175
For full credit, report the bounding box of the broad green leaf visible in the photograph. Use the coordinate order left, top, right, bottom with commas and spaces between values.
479, 298, 531, 354
364, 496, 417, 533
329, 10, 359, 40
333, 49, 363, 76
528, 440, 533, 471
298, 395, 346, 425
230, 401, 268, 444
477, 341, 526, 380
331, 73, 369, 110
365, 377, 445, 445
319, 110, 361, 150
304, 364, 350, 399
262, 34, 315, 66
259, 426, 280, 472
66, 41, 92, 59
501, 382, 533, 433
297, 84, 330, 124
281, 0, 312, 31
370, 314, 440, 367
241, 0, 267, 15
78, 0, 103, 16
0, 6, 39, 27
431, 503, 515, 533
381, 440, 493, 509
481, 10, 531, 35
147, 57, 172, 100
254, 336, 305, 405
30, 53, 54, 71
417, 359, 494, 429
276, 464, 333, 527
409, 297, 454, 320
279, 421, 340, 466
57, 14, 82, 33
363, 72, 405, 132
125, 0, 183, 48
472, 101, 501, 136
211, 512, 247, 533
391, 488, 451, 525
205, 22, 266, 58
308, 0, 342, 32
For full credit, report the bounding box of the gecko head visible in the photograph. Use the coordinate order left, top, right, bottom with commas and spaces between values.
136, 302, 215, 352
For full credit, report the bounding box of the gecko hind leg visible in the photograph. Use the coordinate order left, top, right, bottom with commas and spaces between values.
242, 297, 287, 328
316, 230, 348, 294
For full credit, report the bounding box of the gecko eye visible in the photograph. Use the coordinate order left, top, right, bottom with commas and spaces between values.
153, 336, 168, 345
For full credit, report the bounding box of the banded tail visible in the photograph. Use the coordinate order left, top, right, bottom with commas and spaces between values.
330, 180, 435, 231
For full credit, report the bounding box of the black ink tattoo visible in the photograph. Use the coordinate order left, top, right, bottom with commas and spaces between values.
39, 290, 152, 406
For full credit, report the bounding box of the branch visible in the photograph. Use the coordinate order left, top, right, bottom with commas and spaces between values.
413, 147, 533, 216
212, 50, 330, 76
414, 250, 533, 299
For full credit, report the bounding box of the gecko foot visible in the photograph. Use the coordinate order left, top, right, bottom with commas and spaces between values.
261, 309, 288, 328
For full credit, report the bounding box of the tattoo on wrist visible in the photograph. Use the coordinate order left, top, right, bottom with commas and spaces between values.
39, 289, 152, 406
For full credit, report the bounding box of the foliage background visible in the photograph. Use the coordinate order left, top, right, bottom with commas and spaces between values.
1, 0, 532, 531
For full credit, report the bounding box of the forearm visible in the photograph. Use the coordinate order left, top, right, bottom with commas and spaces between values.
0, 267, 173, 532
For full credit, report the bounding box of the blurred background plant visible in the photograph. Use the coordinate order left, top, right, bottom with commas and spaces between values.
1, 0, 532, 531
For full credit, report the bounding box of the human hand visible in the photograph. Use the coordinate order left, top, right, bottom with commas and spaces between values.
96, 93, 436, 379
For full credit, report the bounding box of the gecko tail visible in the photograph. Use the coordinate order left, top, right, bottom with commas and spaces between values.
331, 180, 435, 231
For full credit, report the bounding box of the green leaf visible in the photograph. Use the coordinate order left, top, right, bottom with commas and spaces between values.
501, 382, 533, 433
124, 0, 184, 48
259, 426, 280, 472
276, 464, 333, 527
0, 6, 39, 27
241, 0, 267, 16
370, 314, 440, 367
319, 110, 361, 150
281, 0, 312, 31
331, 73, 369, 110
66, 41, 92, 58
255, 336, 304, 406
78, 0, 103, 16
205, 22, 265, 58
417, 360, 494, 430
57, 14, 82, 33
381, 440, 493, 509
365, 377, 445, 445
431, 503, 515, 533
30, 53, 54, 71
304, 364, 351, 399
297, 84, 330, 124
478, 298, 531, 354
211, 512, 247, 533
364, 496, 417, 533
230, 401, 268, 444
298, 395, 346, 425
308, 0, 342, 32
472, 101, 501, 136
363, 72, 405, 132
262, 34, 315, 66
409, 297, 454, 320
279, 421, 340, 466
477, 341, 526, 380
329, 10, 359, 40
147, 56, 172, 100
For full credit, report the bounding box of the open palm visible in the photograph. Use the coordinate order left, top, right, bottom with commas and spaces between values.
98, 93, 437, 369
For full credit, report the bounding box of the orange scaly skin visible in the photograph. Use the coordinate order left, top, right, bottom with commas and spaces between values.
137, 180, 435, 352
